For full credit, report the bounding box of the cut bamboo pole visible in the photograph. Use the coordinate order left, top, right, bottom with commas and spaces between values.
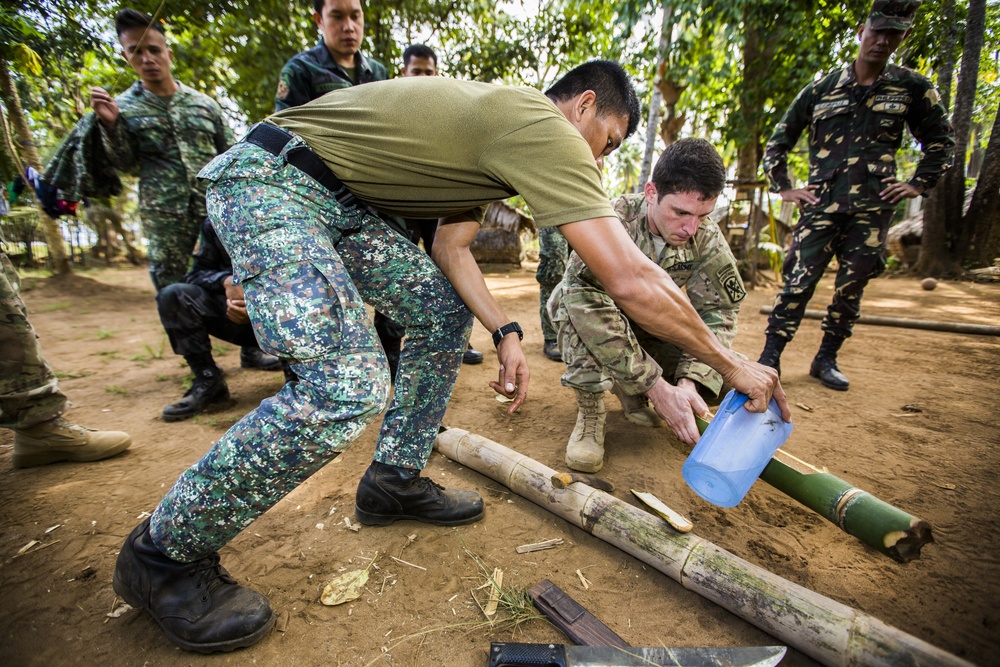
435, 427, 971, 667
760, 450, 932, 562
758, 306, 1000, 336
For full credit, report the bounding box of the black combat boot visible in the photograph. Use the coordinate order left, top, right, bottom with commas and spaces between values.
113, 518, 274, 653
280, 359, 299, 384
543, 340, 562, 362
462, 344, 484, 365
240, 346, 281, 371
809, 333, 850, 391
757, 335, 787, 377
162, 366, 229, 422
355, 461, 485, 526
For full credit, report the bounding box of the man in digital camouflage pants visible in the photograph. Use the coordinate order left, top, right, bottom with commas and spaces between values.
112, 62, 787, 654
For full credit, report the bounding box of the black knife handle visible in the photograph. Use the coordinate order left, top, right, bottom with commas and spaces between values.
488, 642, 567, 667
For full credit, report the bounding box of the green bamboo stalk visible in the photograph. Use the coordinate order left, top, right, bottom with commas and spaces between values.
760, 452, 933, 563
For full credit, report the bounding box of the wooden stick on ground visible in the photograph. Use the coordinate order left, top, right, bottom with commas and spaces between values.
434, 427, 972, 667
758, 306, 1000, 336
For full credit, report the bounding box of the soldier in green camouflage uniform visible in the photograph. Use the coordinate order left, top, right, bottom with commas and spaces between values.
90, 10, 234, 292
274, 0, 427, 379
1, 243, 131, 467
759, 0, 954, 391
274, 0, 387, 111
549, 139, 744, 472
537, 226, 570, 361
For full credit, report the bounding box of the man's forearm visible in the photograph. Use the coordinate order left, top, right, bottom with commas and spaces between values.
560, 217, 740, 380
432, 232, 510, 334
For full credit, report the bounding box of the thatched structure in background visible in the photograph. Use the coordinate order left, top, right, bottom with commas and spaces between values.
470, 201, 534, 265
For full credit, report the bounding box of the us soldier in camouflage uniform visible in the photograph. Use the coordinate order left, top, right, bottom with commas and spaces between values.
1, 244, 131, 468
90, 9, 234, 292
537, 226, 570, 361
549, 139, 745, 472
759, 0, 954, 391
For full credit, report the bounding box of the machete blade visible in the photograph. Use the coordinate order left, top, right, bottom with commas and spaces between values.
562, 644, 787, 667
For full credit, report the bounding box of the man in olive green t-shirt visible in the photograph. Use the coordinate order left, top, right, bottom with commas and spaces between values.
111, 61, 789, 654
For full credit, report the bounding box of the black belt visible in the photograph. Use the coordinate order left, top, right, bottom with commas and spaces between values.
243, 123, 360, 208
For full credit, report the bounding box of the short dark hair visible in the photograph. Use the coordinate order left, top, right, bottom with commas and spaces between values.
403, 43, 437, 66
545, 60, 640, 139
650, 138, 726, 201
314, 0, 365, 13
114, 9, 164, 38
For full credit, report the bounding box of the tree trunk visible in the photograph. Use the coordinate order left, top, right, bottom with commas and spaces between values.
638, 2, 674, 190
971, 110, 1000, 266
936, 0, 958, 112
735, 20, 765, 185
0, 57, 71, 274
916, 0, 984, 274
954, 0, 986, 257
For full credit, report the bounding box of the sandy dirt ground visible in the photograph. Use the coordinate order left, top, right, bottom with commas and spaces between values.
1, 263, 998, 667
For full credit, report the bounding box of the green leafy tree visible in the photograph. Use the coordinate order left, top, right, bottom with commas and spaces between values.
662, 0, 869, 182
0, 2, 75, 273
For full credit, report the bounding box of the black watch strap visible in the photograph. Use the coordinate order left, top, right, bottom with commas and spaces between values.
492, 322, 524, 348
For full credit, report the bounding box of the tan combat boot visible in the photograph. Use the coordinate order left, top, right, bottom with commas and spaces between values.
12, 417, 131, 468
566, 389, 606, 472
611, 384, 662, 428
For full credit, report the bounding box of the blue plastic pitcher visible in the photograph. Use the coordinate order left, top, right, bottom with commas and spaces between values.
682, 390, 792, 507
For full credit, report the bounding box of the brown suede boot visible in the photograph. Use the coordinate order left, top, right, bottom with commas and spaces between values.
565, 389, 606, 473
610, 384, 662, 428
12, 417, 131, 468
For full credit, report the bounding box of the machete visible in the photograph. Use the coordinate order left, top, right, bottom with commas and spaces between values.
488, 642, 787, 667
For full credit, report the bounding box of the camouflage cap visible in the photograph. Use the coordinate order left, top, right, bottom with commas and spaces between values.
868, 0, 921, 30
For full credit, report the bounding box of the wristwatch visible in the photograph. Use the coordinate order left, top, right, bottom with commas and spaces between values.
492, 322, 523, 348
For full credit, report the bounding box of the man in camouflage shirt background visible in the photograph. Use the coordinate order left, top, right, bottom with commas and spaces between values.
89, 9, 235, 292
549, 139, 746, 473
274, 0, 433, 379
758, 0, 954, 391
89, 9, 280, 421
274, 0, 387, 111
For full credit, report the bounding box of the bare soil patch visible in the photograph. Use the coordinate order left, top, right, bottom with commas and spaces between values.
1, 264, 997, 666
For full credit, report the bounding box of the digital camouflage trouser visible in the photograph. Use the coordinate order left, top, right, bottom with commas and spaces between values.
144, 210, 204, 292
766, 208, 893, 341
150, 138, 473, 561
0, 250, 68, 429
536, 226, 569, 343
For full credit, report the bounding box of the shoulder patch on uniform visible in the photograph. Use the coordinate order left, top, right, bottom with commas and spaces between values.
276, 80, 289, 101
717, 264, 746, 303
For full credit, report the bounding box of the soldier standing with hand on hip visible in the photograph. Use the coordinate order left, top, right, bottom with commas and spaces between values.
758, 0, 954, 391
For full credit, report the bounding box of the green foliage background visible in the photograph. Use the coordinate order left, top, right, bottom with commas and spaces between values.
2, 0, 996, 192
